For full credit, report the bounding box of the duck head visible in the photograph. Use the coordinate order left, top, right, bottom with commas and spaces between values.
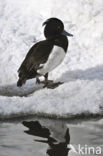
43, 18, 73, 39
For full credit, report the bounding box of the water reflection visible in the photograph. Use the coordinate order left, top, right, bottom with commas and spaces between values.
22, 121, 71, 156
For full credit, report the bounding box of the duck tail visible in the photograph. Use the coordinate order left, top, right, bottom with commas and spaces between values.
17, 68, 27, 87
17, 78, 26, 87
17, 69, 38, 87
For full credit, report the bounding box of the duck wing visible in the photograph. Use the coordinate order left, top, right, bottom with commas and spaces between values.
17, 40, 53, 86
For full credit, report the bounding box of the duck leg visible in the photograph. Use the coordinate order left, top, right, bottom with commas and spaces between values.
36, 73, 63, 88
36, 73, 53, 84
36, 77, 41, 84
43, 73, 63, 89
44, 73, 53, 84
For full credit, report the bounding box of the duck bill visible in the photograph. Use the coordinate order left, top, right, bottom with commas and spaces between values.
62, 30, 73, 37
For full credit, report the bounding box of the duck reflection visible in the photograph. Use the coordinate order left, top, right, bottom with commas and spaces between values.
22, 121, 71, 156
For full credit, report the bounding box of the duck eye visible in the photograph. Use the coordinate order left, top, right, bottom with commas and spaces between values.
58, 26, 60, 29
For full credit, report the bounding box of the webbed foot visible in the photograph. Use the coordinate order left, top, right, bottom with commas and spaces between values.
43, 82, 63, 89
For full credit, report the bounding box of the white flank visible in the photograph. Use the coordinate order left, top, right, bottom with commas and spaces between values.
37, 46, 65, 75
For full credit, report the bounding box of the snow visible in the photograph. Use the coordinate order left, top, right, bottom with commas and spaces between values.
0, 0, 103, 118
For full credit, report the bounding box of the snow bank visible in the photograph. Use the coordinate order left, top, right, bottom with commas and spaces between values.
0, 0, 103, 118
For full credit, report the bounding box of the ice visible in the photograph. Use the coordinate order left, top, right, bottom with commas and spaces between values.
0, 0, 103, 118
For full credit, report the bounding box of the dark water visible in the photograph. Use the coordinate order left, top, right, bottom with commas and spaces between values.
0, 117, 103, 156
